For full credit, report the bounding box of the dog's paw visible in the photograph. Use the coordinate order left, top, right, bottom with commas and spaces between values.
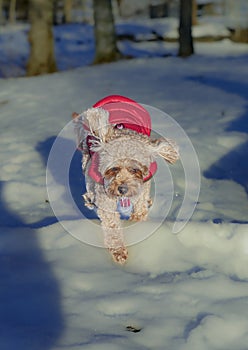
109, 246, 128, 265
147, 198, 153, 208
130, 211, 148, 222
82, 193, 95, 210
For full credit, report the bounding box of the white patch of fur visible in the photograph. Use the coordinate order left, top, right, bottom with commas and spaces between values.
149, 138, 179, 164
83, 108, 110, 142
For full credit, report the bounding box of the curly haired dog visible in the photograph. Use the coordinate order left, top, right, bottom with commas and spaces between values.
73, 95, 179, 264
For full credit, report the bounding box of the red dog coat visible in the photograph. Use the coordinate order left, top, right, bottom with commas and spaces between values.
87, 95, 157, 183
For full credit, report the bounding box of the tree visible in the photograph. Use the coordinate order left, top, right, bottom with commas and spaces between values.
93, 0, 122, 63
225, 0, 248, 43
9, 0, 16, 23
178, 0, 194, 57
27, 0, 57, 76
192, 0, 198, 26
0, 0, 4, 25
63, 0, 73, 23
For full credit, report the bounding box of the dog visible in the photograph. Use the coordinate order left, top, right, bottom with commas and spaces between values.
73, 95, 179, 264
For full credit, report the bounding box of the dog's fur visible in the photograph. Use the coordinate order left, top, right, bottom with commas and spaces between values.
73, 107, 179, 264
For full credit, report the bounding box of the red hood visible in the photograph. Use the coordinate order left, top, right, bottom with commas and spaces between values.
93, 95, 151, 136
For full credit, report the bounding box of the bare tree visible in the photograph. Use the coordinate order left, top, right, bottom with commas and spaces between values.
9, 0, 16, 23
63, 0, 73, 23
93, 0, 122, 63
178, 0, 194, 57
0, 0, 4, 25
225, 0, 248, 43
192, 0, 198, 26
27, 0, 57, 76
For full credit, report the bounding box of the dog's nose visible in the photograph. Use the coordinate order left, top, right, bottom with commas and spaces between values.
118, 184, 128, 195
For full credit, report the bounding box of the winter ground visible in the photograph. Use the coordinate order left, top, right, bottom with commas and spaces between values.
1, 18, 248, 350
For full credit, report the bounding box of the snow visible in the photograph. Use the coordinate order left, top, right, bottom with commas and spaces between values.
2, 16, 248, 78
1, 17, 248, 350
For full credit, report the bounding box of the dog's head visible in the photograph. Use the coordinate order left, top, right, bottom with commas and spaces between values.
103, 158, 149, 198
90, 132, 179, 198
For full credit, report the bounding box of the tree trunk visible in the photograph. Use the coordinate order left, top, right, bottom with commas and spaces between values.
178, 0, 194, 57
9, 0, 16, 23
0, 0, 5, 25
27, 0, 57, 76
116, 0, 123, 17
192, 0, 198, 26
231, 28, 248, 43
63, 0, 73, 23
93, 0, 122, 63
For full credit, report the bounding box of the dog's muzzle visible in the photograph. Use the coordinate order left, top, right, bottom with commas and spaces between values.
118, 184, 128, 195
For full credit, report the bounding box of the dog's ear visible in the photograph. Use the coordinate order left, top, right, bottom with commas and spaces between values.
83, 107, 111, 142
149, 138, 179, 164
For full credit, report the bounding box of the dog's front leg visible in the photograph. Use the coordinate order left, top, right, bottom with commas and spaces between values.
97, 208, 128, 265
131, 180, 151, 221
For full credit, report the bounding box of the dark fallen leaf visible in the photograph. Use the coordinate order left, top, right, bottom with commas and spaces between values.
126, 325, 142, 333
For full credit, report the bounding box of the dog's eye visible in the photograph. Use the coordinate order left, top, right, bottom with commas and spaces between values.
104, 167, 120, 179
110, 167, 120, 172
127, 167, 143, 179
105, 167, 120, 175
129, 168, 140, 174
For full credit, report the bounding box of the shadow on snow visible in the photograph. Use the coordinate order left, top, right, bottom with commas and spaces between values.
36, 135, 98, 223
188, 76, 248, 200
0, 181, 64, 350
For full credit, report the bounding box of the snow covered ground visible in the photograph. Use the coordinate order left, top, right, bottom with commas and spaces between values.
1, 18, 248, 350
